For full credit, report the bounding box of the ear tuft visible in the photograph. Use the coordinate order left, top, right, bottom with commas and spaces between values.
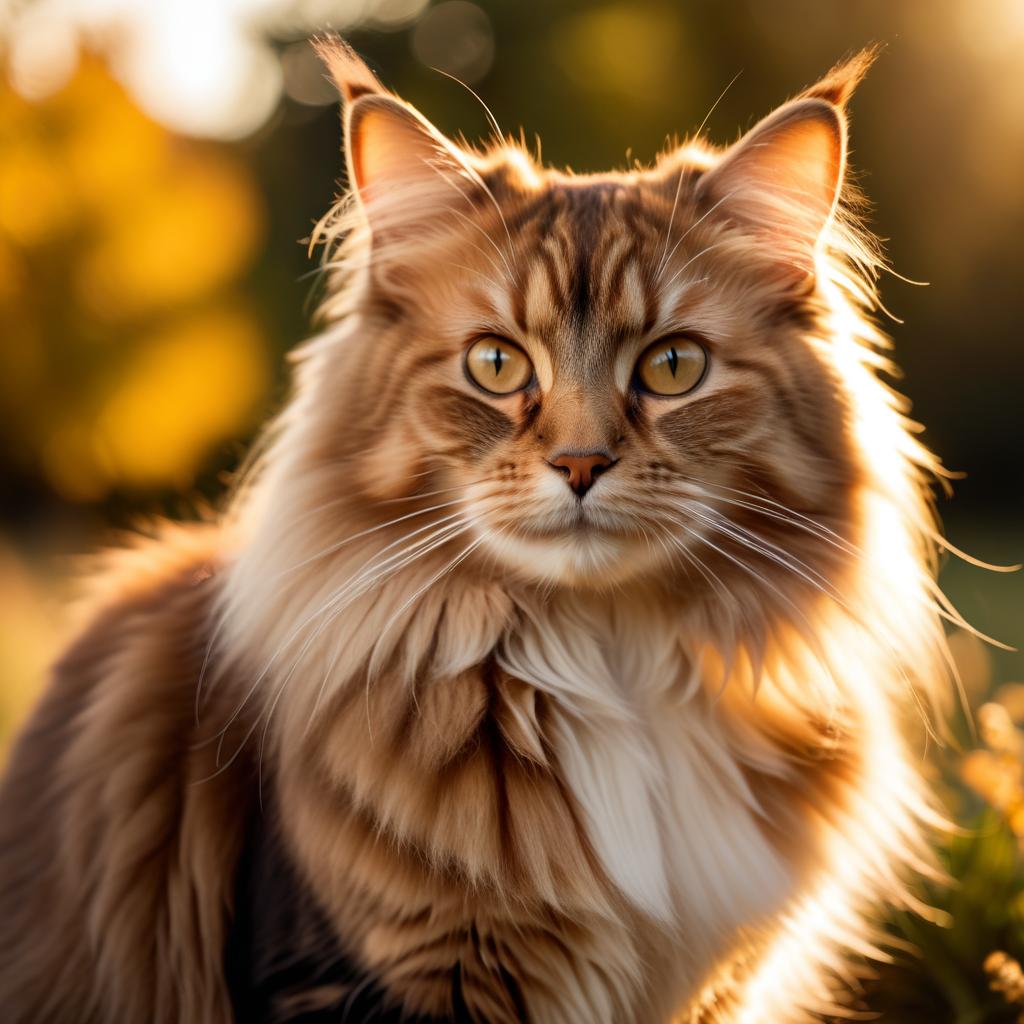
313, 35, 384, 104
800, 44, 880, 108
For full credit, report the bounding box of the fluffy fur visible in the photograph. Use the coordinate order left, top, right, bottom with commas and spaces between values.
0, 41, 960, 1023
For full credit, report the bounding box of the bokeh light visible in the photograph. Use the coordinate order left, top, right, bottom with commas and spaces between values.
411, 2, 493, 83
0, 55, 268, 500
551, 4, 687, 103
0, 0, 431, 138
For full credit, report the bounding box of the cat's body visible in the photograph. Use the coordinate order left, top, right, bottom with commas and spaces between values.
0, 42, 951, 1023
0, 528, 868, 1024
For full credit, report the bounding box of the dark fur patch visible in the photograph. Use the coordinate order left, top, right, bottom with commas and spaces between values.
433, 388, 515, 458
227, 800, 452, 1023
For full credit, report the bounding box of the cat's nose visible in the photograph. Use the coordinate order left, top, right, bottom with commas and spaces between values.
547, 451, 616, 498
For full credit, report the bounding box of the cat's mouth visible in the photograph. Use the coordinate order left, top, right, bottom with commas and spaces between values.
511, 505, 633, 541
481, 515, 658, 586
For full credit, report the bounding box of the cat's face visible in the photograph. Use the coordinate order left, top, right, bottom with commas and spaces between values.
321, 46, 865, 594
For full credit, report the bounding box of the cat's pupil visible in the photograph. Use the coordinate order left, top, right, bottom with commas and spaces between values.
666, 347, 679, 377
492, 347, 505, 376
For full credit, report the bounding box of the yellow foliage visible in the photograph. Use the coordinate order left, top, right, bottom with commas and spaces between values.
92, 304, 268, 489
0, 547, 61, 764
995, 684, 1024, 723
76, 151, 263, 324
0, 141, 77, 246
962, 749, 1024, 816
0, 238, 26, 307
0, 54, 269, 497
962, 693, 1024, 851
980, 701, 1024, 759
60, 61, 170, 216
986, 950, 1024, 1019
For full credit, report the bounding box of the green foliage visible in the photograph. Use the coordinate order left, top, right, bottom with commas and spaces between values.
866, 814, 1024, 1022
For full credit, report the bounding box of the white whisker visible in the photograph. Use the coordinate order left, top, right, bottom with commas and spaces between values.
657, 191, 735, 284
277, 497, 472, 580
662, 240, 728, 292
211, 510, 481, 765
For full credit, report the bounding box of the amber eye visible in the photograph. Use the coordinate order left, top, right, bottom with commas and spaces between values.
465, 336, 534, 395
635, 336, 708, 396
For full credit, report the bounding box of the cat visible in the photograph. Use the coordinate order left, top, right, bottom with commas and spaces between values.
0, 38, 956, 1023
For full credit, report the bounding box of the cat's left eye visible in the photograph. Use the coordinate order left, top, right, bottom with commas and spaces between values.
634, 336, 708, 396
465, 336, 534, 395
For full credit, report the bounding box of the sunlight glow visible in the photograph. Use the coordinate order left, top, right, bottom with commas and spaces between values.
0, 0, 428, 138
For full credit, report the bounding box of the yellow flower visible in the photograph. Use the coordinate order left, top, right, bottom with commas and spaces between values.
986, 951, 1024, 1009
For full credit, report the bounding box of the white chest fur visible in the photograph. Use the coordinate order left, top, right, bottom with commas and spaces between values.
499, 594, 797, 989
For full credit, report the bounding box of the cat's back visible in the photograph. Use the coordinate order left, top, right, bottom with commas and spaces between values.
0, 523, 253, 1024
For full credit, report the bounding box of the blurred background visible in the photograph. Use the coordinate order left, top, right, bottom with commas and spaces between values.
0, 0, 1022, 1018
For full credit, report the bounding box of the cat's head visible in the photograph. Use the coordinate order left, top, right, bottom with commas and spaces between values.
310, 41, 880, 597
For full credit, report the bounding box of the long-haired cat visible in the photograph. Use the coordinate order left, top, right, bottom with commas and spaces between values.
0, 40, 956, 1023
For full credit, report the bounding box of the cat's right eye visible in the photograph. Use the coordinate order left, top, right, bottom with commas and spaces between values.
465, 336, 534, 395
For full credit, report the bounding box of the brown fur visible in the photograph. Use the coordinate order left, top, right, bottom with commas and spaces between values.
0, 530, 253, 1022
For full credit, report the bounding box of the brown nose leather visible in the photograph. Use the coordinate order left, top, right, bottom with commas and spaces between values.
548, 451, 615, 497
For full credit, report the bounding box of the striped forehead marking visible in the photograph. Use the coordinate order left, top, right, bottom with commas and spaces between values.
504, 183, 670, 347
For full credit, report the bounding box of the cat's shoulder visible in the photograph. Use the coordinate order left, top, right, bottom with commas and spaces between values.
8, 518, 234, 795
65, 517, 224, 625
33, 520, 231, 765
0, 520, 253, 1023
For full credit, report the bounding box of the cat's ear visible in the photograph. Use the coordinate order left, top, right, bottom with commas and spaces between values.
697, 49, 876, 276
315, 36, 480, 251
344, 97, 478, 235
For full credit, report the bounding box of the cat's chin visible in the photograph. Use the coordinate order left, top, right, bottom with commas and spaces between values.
481, 527, 660, 588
